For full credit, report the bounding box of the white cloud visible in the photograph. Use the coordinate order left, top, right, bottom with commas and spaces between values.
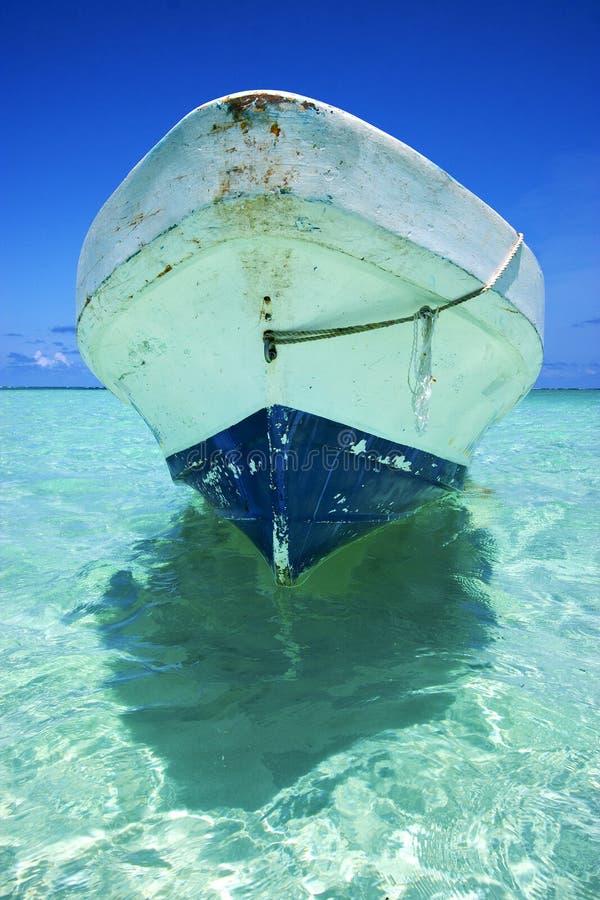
34, 350, 71, 368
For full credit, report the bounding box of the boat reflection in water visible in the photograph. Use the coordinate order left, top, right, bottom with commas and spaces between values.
85, 496, 496, 811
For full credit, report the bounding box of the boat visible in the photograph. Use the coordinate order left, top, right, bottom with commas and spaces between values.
76, 90, 544, 585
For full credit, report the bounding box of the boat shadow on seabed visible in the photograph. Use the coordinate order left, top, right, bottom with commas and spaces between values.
85, 495, 497, 811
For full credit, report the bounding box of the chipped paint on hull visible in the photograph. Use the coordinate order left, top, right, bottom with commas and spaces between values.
267, 405, 292, 585
166, 406, 466, 583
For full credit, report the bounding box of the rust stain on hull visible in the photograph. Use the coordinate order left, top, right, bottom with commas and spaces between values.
210, 120, 237, 134
213, 156, 302, 200
224, 92, 319, 121
225, 93, 288, 118
128, 209, 160, 227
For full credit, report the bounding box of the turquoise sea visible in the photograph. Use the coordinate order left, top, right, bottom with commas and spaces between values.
1, 389, 599, 898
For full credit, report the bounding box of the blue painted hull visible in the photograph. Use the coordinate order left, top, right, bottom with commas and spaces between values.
166, 406, 466, 583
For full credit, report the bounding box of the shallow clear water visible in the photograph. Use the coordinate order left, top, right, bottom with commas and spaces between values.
1, 389, 599, 899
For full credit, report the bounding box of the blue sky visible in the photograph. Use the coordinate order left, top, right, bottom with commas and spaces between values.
1, 0, 598, 387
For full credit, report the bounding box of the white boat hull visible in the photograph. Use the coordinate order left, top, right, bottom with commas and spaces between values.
77, 91, 544, 583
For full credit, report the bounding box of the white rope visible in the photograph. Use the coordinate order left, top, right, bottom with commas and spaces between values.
265, 231, 525, 356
